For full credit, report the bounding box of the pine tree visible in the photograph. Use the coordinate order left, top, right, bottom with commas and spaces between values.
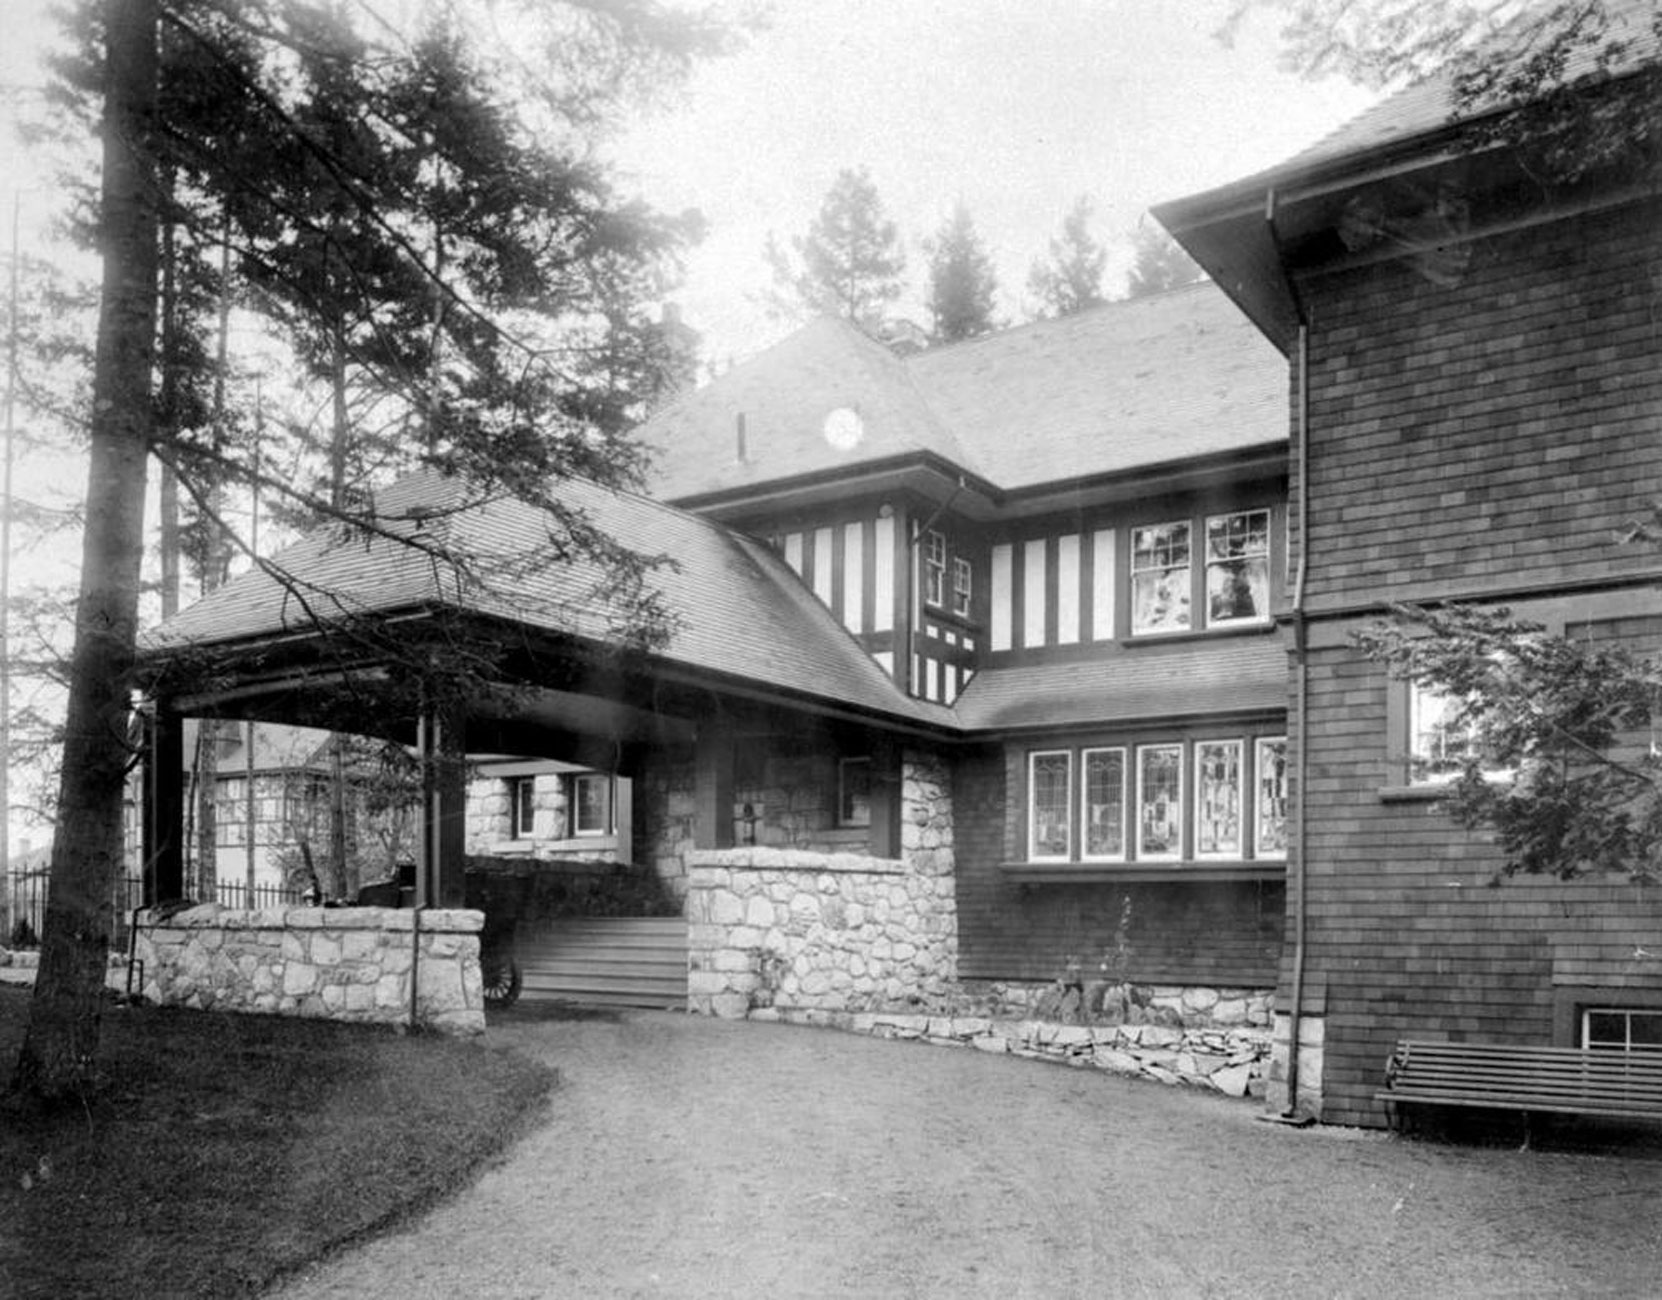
1027, 195, 1107, 319
766, 167, 907, 331
925, 202, 999, 344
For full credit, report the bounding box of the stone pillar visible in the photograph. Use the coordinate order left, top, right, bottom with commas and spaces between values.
143, 702, 186, 904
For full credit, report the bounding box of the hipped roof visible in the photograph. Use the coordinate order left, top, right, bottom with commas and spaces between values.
639, 281, 1285, 504
144, 469, 952, 729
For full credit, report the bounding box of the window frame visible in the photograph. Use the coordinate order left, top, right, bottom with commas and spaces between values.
1203, 508, 1272, 629
1193, 738, 1244, 860
1254, 736, 1289, 860
1408, 682, 1479, 786
1130, 521, 1193, 636
568, 773, 612, 838
509, 776, 537, 840
923, 528, 948, 608
1582, 1007, 1662, 1052
1027, 749, 1074, 862
1135, 742, 1185, 861
951, 554, 973, 618
1079, 746, 1128, 862
838, 757, 873, 828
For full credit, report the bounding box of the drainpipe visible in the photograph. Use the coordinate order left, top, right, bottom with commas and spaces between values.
1269, 187, 1314, 1121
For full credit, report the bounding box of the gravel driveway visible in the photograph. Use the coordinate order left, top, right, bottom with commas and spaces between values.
271, 1009, 1662, 1299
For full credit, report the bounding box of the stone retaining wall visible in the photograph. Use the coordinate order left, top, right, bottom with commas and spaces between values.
133, 904, 485, 1035
751, 1005, 1272, 1097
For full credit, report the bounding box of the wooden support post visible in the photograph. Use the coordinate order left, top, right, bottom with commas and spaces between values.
143, 702, 185, 905
693, 722, 735, 850
869, 736, 902, 860
417, 700, 467, 909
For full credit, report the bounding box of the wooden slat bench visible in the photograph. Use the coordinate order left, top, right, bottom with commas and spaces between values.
1376, 1040, 1662, 1141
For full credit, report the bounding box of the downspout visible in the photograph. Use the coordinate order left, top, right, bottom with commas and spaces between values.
1268, 187, 1314, 1121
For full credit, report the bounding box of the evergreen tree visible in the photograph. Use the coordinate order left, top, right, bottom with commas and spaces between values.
9, 0, 733, 1103
925, 201, 999, 344
1027, 195, 1107, 319
765, 166, 906, 331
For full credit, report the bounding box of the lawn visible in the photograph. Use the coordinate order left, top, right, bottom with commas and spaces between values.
0, 984, 556, 1298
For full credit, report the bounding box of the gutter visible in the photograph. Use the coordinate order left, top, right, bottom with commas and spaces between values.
1265, 187, 1315, 1125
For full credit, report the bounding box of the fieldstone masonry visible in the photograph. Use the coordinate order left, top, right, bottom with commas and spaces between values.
134, 904, 486, 1034
685, 751, 959, 1018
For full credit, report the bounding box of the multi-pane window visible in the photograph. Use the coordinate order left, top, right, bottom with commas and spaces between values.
839, 757, 872, 828
1025, 736, 1285, 866
1029, 751, 1073, 860
1131, 523, 1192, 634
924, 529, 948, 608
1584, 1008, 1662, 1052
509, 777, 537, 840
570, 773, 611, 836
952, 556, 973, 618
1205, 510, 1271, 627
1255, 737, 1289, 859
1136, 744, 1184, 859
1194, 740, 1243, 858
1081, 747, 1126, 860
1410, 685, 1477, 783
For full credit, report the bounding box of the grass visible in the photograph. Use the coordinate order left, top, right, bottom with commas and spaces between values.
0, 984, 557, 1298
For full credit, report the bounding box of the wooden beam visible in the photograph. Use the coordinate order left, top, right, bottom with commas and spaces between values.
693, 721, 735, 851
143, 704, 185, 904
417, 700, 467, 909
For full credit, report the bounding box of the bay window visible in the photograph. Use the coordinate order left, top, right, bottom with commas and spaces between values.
1081, 747, 1126, 860
1194, 740, 1242, 858
1136, 743, 1184, 859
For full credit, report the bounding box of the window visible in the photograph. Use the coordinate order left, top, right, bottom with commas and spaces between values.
1131, 523, 1191, 634
509, 777, 537, 840
1136, 744, 1184, 859
1205, 510, 1271, 627
1583, 1008, 1662, 1052
569, 773, 611, 837
839, 757, 872, 828
952, 555, 973, 618
924, 529, 947, 607
1410, 684, 1477, 784
1194, 740, 1243, 858
1081, 748, 1126, 860
1255, 737, 1289, 859
1029, 750, 1073, 860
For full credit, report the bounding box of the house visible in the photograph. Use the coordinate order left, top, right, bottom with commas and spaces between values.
135, 10, 1658, 1121
137, 280, 1292, 1066
1155, 1, 1662, 1123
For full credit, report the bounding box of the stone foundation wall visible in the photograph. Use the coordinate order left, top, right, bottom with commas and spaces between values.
752, 1005, 1272, 1098
1267, 1012, 1325, 1118
134, 904, 485, 1035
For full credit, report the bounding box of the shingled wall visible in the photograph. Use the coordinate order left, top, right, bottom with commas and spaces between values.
1293, 194, 1662, 1127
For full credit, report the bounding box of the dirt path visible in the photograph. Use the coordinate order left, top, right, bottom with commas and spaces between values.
271, 1010, 1662, 1299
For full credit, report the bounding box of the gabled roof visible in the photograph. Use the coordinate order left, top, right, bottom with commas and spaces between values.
637, 282, 1285, 505
953, 635, 1287, 733
144, 470, 951, 729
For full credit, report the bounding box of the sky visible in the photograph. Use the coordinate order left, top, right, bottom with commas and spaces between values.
0, 1, 1375, 844
606, 0, 1375, 363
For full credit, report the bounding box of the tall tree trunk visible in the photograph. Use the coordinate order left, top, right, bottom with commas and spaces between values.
156, 202, 180, 619
12, 0, 160, 1101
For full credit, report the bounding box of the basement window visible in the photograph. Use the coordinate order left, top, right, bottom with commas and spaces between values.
1584, 1008, 1662, 1052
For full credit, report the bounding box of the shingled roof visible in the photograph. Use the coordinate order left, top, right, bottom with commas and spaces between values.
953, 635, 1287, 733
638, 281, 1285, 504
144, 469, 952, 729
